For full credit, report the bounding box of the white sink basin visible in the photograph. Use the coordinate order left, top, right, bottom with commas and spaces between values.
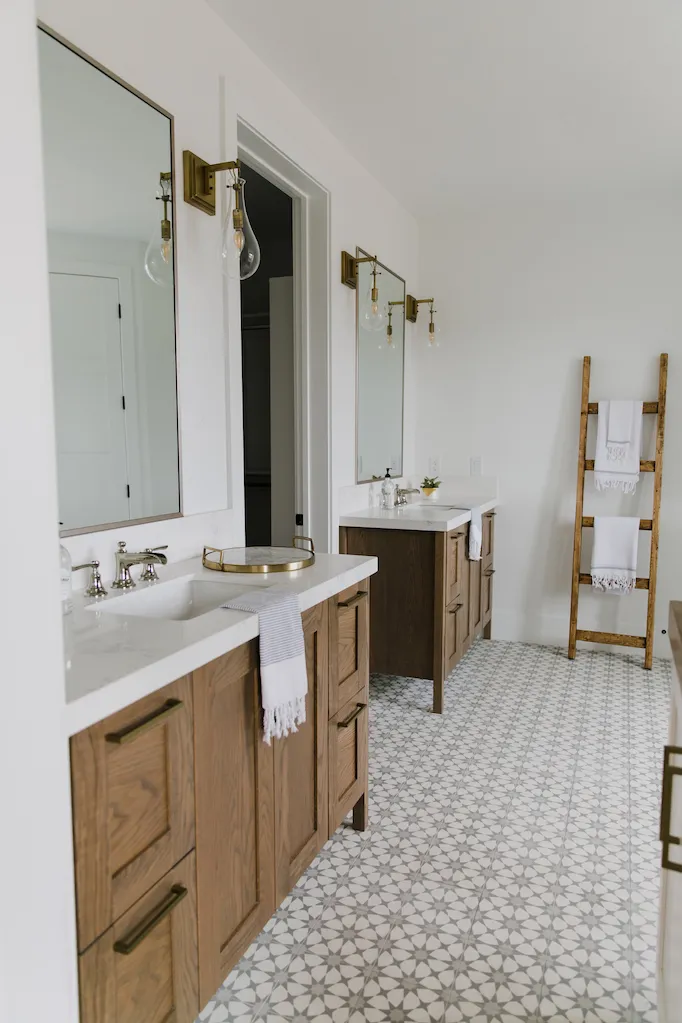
86, 575, 272, 622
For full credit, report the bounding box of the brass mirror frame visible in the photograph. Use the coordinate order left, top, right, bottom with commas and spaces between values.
38, 22, 183, 538
355, 247, 406, 484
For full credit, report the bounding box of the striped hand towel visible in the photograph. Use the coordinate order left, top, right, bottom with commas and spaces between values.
224, 585, 307, 743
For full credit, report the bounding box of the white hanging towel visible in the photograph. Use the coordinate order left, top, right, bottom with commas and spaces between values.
223, 585, 307, 744
468, 507, 482, 561
594, 400, 643, 493
591, 516, 639, 594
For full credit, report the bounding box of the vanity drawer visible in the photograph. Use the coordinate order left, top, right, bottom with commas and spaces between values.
444, 596, 467, 674
328, 692, 369, 834
70, 675, 195, 951
446, 528, 466, 605
329, 579, 369, 717
78, 850, 198, 1023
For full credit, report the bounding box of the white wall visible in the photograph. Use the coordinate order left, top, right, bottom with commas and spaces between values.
36, 0, 419, 577
415, 193, 682, 659
0, 1, 78, 1020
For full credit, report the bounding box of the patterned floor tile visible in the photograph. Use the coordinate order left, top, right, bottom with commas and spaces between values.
198, 641, 669, 1023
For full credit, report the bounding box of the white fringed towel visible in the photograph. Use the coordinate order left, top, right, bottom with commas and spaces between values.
468, 507, 482, 561
594, 400, 642, 493
591, 516, 639, 594
224, 585, 307, 743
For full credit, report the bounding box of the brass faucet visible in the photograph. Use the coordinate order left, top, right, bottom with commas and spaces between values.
112, 542, 168, 589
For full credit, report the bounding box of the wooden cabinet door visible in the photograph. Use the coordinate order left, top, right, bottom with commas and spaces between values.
482, 566, 494, 628
469, 552, 483, 639
274, 601, 329, 905
482, 511, 495, 562
328, 693, 369, 834
446, 529, 466, 606
193, 642, 275, 1007
78, 851, 198, 1023
329, 579, 369, 717
444, 598, 466, 675
658, 687, 682, 1021
70, 676, 195, 952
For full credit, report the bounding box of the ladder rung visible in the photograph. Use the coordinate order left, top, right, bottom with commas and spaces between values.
582, 516, 652, 530
579, 573, 649, 590
584, 459, 654, 472
587, 402, 658, 414
575, 629, 646, 649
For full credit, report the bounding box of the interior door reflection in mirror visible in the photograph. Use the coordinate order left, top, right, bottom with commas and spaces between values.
38, 28, 180, 533
356, 249, 405, 482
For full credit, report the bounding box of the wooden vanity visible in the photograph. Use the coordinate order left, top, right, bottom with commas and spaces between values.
69, 579, 370, 1022
340, 511, 495, 713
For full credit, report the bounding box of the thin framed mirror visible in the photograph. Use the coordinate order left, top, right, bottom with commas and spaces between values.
38, 26, 181, 536
355, 248, 406, 482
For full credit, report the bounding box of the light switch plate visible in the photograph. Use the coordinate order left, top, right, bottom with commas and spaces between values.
470, 455, 482, 476
428, 455, 440, 476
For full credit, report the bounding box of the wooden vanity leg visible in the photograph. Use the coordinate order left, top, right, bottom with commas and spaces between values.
433, 672, 444, 715
483, 622, 492, 640
352, 792, 368, 831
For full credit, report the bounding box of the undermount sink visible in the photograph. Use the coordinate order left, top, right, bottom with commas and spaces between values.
85, 575, 272, 622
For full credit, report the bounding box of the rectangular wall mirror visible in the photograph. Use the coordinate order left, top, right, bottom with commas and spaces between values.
38, 27, 180, 535
356, 248, 405, 482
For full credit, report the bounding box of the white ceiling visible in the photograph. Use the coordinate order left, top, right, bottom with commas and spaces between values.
208, 0, 682, 213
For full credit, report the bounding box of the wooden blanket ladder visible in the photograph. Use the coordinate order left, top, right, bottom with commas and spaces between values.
568, 353, 668, 669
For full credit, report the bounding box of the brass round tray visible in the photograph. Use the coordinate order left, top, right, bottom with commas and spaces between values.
202, 537, 315, 574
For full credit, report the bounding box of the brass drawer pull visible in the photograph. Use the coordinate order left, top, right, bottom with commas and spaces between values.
113, 884, 187, 955
448, 603, 463, 614
293, 535, 315, 554
338, 704, 364, 729
661, 745, 682, 872
338, 590, 368, 609
105, 699, 183, 745
487, 511, 497, 518
484, 569, 496, 577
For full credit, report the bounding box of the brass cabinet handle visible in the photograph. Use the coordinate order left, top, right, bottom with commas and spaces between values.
113, 884, 187, 955
338, 704, 365, 728
484, 569, 496, 577
487, 511, 497, 517
105, 699, 183, 745
338, 590, 368, 609
661, 746, 682, 872
293, 535, 315, 554
448, 603, 463, 614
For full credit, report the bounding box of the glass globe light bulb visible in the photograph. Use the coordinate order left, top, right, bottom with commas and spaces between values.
363, 289, 385, 332
144, 225, 172, 287
221, 186, 241, 279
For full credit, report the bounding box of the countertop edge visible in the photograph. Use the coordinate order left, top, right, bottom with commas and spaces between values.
339, 498, 499, 532
63, 554, 378, 737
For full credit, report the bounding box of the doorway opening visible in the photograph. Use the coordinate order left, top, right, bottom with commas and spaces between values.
240, 163, 296, 546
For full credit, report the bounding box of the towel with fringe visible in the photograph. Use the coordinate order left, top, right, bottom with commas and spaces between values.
591, 516, 639, 594
594, 400, 642, 494
223, 585, 307, 743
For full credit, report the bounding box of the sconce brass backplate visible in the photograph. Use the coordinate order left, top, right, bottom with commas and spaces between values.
183, 150, 216, 216
405, 294, 419, 322
341, 250, 358, 289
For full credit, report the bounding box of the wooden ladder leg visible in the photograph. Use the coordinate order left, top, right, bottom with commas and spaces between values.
568, 356, 591, 659
644, 353, 668, 669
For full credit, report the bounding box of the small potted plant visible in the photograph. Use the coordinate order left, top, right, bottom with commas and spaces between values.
421, 475, 441, 498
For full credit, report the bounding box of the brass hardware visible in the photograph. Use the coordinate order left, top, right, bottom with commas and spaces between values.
661, 746, 682, 872
113, 884, 188, 955
293, 535, 315, 555
484, 569, 496, 577
341, 250, 379, 289
72, 561, 107, 598
448, 603, 463, 614
338, 590, 368, 609
105, 699, 183, 745
183, 150, 240, 216
488, 511, 497, 517
406, 295, 435, 323
202, 545, 315, 574
338, 704, 364, 729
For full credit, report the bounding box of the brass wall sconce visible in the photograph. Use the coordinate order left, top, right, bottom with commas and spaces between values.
144, 171, 173, 288
183, 150, 260, 280
385, 299, 405, 349
406, 294, 440, 346
341, 250, 385, 332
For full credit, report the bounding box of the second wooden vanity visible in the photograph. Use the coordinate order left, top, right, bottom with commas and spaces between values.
340, 506, 496, 713
67, 565, 372, 1023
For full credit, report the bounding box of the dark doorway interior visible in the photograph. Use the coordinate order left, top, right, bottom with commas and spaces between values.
240, 163, 295, 546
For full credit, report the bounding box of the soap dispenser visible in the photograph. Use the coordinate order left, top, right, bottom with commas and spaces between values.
60, 541, 73, 616
381, 469, 396, 510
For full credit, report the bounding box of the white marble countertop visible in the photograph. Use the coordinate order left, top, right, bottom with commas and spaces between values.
339, 497, 498, 532
63, 552, 377, 737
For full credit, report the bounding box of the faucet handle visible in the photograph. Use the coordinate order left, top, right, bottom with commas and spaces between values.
116, 541, 127, 553
73, 560, 108, 598
144, 545, 168, 553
